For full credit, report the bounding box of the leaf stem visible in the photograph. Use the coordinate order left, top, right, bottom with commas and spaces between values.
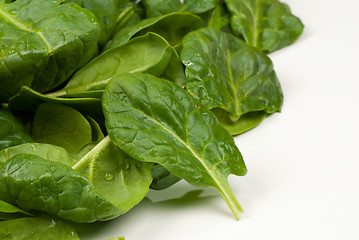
215, 180, 243, 220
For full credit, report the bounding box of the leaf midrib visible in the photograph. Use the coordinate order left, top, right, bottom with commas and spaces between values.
0, 5, 53, 52
123, 103, 238, 211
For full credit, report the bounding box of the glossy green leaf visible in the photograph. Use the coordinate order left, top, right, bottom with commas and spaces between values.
0, 108, 32, 151
73, 136, 153, 212
56, 32, 172, 95
0, 143, 76, 166
0, 154, 123, 222
0, 200, 32, 220
0, 0, 100, 102
103, 73, 247, 219
72, 0, 128, 46
104, 12, 204, 50
143, 0, 216, 18
181, 28, 283, 127
0, 217, 80, 239
224, 0, 304, 52
32, 103, 92, 154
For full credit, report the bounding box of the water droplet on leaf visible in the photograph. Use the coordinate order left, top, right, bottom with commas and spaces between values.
105, 173, 114, 181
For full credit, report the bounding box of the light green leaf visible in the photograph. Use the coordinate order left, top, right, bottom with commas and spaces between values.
73, 136, 153, 212
57, 32, 172, 95
0, 200, 32, 220
32, 103, 93, 154
0, 217, 81, 239
0, 142, 76, 166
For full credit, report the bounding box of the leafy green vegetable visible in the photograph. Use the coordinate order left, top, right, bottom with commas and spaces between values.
0, 217, 81, 239
206, 2, 230, 30
212, 108, 267, 135
104, 12, 204, 50
85, 115, 105, 142
143, 0, 216, 18
0, 143, 76, 166
0, 0, 100, 102
103, 73, 247, 219
8, 86, 104, 125
70, 0, 128, 46
0, 200, 32, 221
180, 28, 283, 135
32, 103, 93, 154
224, 0, 304, 52
0, 154, 124, 222
150, 165, 182, 190
56, 32, 172, 95
73, 136, 153, 212
0, 108, 32, 151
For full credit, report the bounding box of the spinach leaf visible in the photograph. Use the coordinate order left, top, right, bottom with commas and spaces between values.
103, 73, 247, 219
32, 103, 93, 154
0, 154, 124, 222
142, 0, 216, 18
8, 86, 104, 125
212, 108, 267, 135
206, 2, 230, 31
73, 136, 153, 213
0, 108, 32, 151
150, 165, 182, 190
160, 46, 187, 87
0, 217, 80, 239
224, 0, 304, 53
0, 200, 32, 221
0, 143, 76, 166
180, 28, 283, 135
85, 115, 105, 142
70, 0, 128, 46
104, 12, 204, 51
57, 32, 172, 95
0, 0, 100, 102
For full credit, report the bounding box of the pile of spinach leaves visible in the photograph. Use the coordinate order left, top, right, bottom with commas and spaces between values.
0, 0, 303, 239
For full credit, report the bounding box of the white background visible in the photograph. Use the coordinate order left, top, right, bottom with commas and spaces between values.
81, 0, 359, 239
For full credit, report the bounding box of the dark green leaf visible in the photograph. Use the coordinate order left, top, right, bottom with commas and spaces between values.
0, 0, 100, 102
0, 108, 32, 151
103, 73, 247, 219
0, 154, 124, 222
0, 217, 80, 239
143, 0, 217, 18
150, 165, 182, 190
180, 28, 283, 130
74, 0, 129, 46
104, 12, 204, 51
32, 103, 93, 154
224, 0, 304, 52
